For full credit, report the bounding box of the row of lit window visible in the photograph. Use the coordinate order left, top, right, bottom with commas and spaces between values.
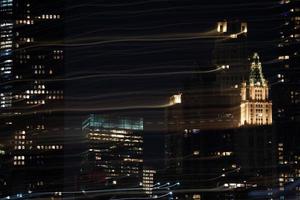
215, 151, 233, 156
34, 70, 46, 74
250, 104, 267, 108
14, 156, 25, 160
16, 130, 26, 135
15, 95, 30, 99
94, 132, 142, 140
90, 137, 142, 143
121, 166, 139, 170
143, 177, 154, 180
53, 55, 63, 60
37, 14, 61, 20
0, 40, 12, 45
14, 135, 26, 140
36, 145, 63, 150
119, 170, 139, 174
143, 169, 156, 173
33, 65, 44, 69
15, 141, 32, 145
250, 108, 268, 113
26, 90, 63, 94
26, 100, 45, 105
29, 181, 45, 189
123, 158, 143, 162
254, 94, 265, 100
0, 22, 13, 27
19, 37, 34, 43
14, 161, 25, 166
0, 44, 12, 49
249, 118, 269, 124
0, 0, 12, 7
34, 84, 46, 89
46, 95, 63, 100
53, 50, 63, 54
33, 125, 45, 130
0, 34, 13, 40
14, 145, 25, 150
89, 132, 140, 139
18, 55, 30, 59
143, 181, 153, 184
16, 20, 34, 25
278, 55, 290, 60
0, 66, 12, 71
14, 140, 26, 145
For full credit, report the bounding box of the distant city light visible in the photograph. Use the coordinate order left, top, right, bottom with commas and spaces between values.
169, 93, 182, 105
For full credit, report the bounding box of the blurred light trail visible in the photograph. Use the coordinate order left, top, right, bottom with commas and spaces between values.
0, 67, 223, 86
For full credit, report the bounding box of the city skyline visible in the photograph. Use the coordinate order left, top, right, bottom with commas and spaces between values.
1, 0, 299, 199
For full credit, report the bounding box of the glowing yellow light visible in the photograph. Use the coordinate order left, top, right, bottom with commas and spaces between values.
241, 22, 248, 33
169, 93, 182, 105
217, 21, 227, 33
230, 34, 237, 38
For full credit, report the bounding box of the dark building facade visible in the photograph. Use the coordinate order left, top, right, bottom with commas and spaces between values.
0, 0, 65, 196
164, 21, 249, 176
213, 20, 249, 91
164, 51, 278, 200
176, 126, 277, 200
273, 0, 300, 123
272, 0, 300, 195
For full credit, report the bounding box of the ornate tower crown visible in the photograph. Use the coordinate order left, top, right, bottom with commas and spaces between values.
240, 53, 272, 126
249, 53, 266, 86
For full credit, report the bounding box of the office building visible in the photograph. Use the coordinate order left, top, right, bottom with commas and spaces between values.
272, 1, 300, 195
80, 114, 143, 189
273, 0, 300, 122
0, 0, 65, 195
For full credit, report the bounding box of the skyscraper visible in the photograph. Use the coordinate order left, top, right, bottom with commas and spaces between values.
274, 0, 300, 122
0, 0, 65, 195
240, 53, 273, 126
273, 0, 300, 193
80, 114, 143, 189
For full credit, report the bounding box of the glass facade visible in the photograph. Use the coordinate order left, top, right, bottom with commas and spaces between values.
80, 114, 143, 189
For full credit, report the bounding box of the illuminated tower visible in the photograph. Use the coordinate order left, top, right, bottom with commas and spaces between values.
81, 114, 143, 189
240, 53, 272, 126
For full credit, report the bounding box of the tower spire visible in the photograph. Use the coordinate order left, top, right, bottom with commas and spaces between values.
249, 53, 266, 86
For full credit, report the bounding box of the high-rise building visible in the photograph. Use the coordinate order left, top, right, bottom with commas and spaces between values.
80, 114, 144, 189
272, 1, 300, 194
0, 0, 65, 195
274, 0, 300, 122
0, 144, 8, 197
240, 53, 273, 126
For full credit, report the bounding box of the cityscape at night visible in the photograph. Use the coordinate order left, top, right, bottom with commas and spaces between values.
0, 0, 300, 199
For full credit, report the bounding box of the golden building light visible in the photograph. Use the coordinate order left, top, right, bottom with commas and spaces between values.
217, 21, 228, 33
241, 22, 248, 33
142, 168, 156, 195
240, 53, 272, 126
169, 93, 182, 105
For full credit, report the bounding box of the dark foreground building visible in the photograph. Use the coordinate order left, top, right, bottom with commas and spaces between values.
0, 0, 65, 196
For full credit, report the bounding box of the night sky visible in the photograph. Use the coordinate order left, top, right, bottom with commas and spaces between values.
63, 0, 281, 126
